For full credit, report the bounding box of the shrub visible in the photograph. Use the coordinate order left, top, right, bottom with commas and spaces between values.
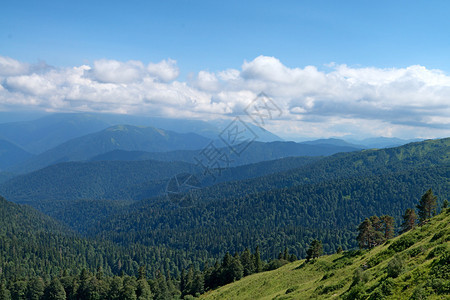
380, 277, 395, 295
352, 268, 369, 286
318, 281, 346, 295
426, 244, 448, 260
263, 259, 289, 271
342, 283, 367, 300
367, 249, 395, 268
430, 229, 448, 242
407, 247, 424, 258
388, 235, 416, 252
321, 272, 334, 280
285, 286, 299, 294
386, 255, 405, 278
410, 286, 430, 300
429, 278, 450, 294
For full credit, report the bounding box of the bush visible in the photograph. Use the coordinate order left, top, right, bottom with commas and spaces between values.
407, 247, 424, 258
342, 283, 367, 300
321, 272, 334, 280
430, 229, 447, 242
367, 249, 395, 268
388, 235, 416, 252
318, 281, 345, 295
263, 259, 289, 271
386, 256, 405, 278
410, 286, 429, 300
285, 286, 299, 294
429, 278, 450, 294
352, 268, 369, 286
380, 277, 395, 295
426, 244, 448, 260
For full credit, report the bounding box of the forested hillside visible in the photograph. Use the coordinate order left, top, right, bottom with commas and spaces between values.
0, 138, 448, 300
202, 208, 450, 299
93, 165, 449, 260
0, 156, 319, 205
0, 196, 215, 282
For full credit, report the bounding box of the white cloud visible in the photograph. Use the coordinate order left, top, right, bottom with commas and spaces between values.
147, 59, 179, 82
89, 59, 145, 83
0, 55, 449, 139
0, 56, 30, 76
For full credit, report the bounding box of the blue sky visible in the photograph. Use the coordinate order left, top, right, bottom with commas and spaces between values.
3, 0, 450, 73
0, 0, 449, 139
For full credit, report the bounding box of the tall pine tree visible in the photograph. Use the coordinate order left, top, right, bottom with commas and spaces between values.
417, 189, 437, 224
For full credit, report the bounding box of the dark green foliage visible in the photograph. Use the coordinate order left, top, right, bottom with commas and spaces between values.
27, 277, 44, 300
357, 214, 395, 249
442, 199, 449, 209
429, 250, 450, 280
264, 259, 289, 271
342, 283, 367, 300
400, 208, 417, 233
388, 235, 417, 252
380, 277, 396, 296
306, 240, 323, 261
416, 188, 437, 224
44, 278, 66, 300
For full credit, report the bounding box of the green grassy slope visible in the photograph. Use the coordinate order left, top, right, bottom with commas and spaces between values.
202, 209, 450, 300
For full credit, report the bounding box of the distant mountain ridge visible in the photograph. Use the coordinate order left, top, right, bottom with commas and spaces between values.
0, 112, 283, 155
9, 124, 211, 173
90, 141, 361, 165
0, 139, 33, 171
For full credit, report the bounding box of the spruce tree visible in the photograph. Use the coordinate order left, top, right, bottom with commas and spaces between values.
240, 248, 255, 276
253, 246, 263, 273
44, 278, 66, 300
27, 277, 45, 300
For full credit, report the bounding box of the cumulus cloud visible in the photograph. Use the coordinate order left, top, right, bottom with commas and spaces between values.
0, 56, 30, 76
0, 54, 449, 139
147, 59, 179, 82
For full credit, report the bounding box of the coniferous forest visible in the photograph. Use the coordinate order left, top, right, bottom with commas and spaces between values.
0, 119, 448, 299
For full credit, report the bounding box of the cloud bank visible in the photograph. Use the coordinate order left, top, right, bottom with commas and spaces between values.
0, 55, 449, 139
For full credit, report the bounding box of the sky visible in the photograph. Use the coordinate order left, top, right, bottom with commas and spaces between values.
0, 0, 449, 140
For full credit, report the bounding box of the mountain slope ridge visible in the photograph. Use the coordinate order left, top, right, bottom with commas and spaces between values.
202, 209, 450, 299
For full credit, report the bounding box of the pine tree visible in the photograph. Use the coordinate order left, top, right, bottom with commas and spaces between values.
380, 215, 395, 240
306, 240, 323, 261
442, 199, 449, 210
400, 208, 417, 233
357, 218, 373, 249
369, 215, 385, 246
417, 189, 437, 224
